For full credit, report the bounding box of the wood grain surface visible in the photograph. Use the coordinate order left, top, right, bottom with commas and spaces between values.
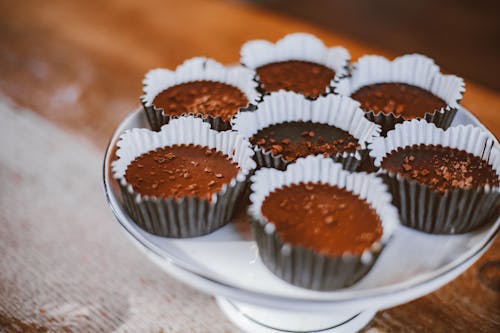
0, 0, 498, 331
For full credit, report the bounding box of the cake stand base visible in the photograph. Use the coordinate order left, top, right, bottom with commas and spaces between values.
216, 297, 376, 333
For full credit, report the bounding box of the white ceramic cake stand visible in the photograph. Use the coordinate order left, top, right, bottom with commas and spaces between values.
103, 108, 499, 333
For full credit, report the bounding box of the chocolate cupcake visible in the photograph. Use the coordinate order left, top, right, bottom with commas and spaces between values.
249, 155, 398, 290
232, 91, 381, 171
112, 116, 256, 237
336, 54, 465, 134
240, 33, 350, 99
141, 57, 260, 131
370, 120, 500, 234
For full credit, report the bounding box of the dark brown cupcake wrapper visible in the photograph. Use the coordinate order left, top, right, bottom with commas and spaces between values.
364, 105, 458, 136
141, 58, 260, 132
251, 215, 383, 290
336, 54, 465, 135
358, 151, 378, 173
112, 116, 257, 238
142, 103, 247, 132
253, 146, 363, 171
369, 120, 499, 234
248, 156, 399, 290
120, 178, 248, 238
252, 72, 349, 101
381, 172, 500, 234
232, 92, 381, 173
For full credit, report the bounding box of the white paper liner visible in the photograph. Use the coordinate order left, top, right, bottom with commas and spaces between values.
112, 116, 256, 237
370, 119, 500, 174
336, 54, 465, 133
232, 91, 381, 170
248, 155, 399, 290
368, 119, 500, 233
141, 57, 260, 130
240, 33, 350, 94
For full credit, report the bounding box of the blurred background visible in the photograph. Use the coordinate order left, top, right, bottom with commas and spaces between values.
252, 0, 500, 91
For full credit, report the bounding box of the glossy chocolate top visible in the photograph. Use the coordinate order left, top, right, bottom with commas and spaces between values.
261, 182, 383, 256
381, 144, 499, 193
351, 83, 447, 119
250, 121, 359, 162
256, 60, 335, 98
124, 144, 239, 200
153, 81, 248, 122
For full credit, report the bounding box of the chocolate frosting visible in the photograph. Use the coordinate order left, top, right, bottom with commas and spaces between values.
256, 60, 335, 98
153, 81, 248, 122
250, 121, 359, 162
351, 83, 447, 119
381, 144, 499, 193
125, 144, 240, 200
261, 182, 382, 256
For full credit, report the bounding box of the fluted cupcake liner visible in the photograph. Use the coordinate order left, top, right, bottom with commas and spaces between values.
251, 219, 382, 290
141, 57, 260, 131
336, 54, 465, 135
363, 105, 457, 136
232, 91, 381, 171
380, 173, 499, 234
370, 120, 500, 234
253, 147, 362, 171
240, 33, 350, 97
112, 116, 256, 237
249, 155, 399, 290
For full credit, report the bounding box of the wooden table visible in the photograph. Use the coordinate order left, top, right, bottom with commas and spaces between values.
0, 0, 498, 331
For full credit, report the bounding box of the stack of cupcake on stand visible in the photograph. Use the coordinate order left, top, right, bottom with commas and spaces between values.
104, 33, 499, 333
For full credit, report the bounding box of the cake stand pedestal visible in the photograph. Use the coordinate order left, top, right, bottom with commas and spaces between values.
217, 297, 375, 333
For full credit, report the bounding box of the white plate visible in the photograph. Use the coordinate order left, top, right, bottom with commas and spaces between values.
103, 108, 499, 332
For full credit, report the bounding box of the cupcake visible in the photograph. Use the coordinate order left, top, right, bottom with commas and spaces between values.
336, 54, 465, 134
249, 155, 398, 290
112, 116, 256, 237
240, 33, 350, 99
232, 91, 381, 171
141, 57, 260, 131
370, 119, 500, 234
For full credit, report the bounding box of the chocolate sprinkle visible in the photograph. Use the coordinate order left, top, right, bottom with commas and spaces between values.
351, 83, 447, 120
256, 60, 335, 98
250, 121, 360, 163
261, 182, 382, 256
153, 81, 248, 122
381, 144, 499, 194
124, 144, 240, 200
